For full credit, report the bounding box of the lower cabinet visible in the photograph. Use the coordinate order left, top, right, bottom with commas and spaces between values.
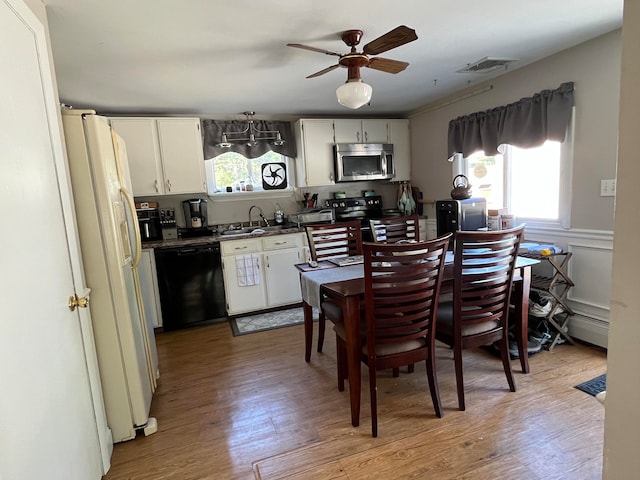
221, 233, 305, 315
139, 249, 163, 328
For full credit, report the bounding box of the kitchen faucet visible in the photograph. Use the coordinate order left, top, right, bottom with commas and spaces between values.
248, 205, 270, 227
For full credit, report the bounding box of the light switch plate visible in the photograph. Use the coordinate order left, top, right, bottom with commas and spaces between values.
600, 179, 616, 197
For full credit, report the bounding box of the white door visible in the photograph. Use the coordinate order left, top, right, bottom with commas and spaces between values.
0, 1, 107, 479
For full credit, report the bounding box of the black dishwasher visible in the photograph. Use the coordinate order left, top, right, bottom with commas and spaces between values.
154, 243, 227, 331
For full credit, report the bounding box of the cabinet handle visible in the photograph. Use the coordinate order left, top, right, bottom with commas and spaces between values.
166, 179, 171, 192
364, 131, 368, 142
357, 131, 360, 143
154, 179, 159, 192
274, 241, 288, 246
234, 245, 248, 250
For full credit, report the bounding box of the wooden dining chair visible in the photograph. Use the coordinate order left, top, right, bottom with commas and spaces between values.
369, 214, 420, 243
435, 224, 525, 411
333, 234, 452, 437
305, 220, 363, 353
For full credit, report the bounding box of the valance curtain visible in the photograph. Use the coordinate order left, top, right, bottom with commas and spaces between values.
202, 119, 297, 159
447, 82, 574, 158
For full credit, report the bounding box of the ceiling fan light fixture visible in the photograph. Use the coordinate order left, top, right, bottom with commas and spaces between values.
336, 79, 372, 109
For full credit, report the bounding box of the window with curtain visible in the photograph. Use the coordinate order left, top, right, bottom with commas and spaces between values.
201, 119, 296, 195
448, 83, 574, 228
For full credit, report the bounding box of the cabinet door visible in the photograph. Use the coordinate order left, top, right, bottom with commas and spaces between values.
264, 248, 303, 306
333, 119, 362, 143
334, 119, 389, 143
296, 119, 335, 186
388, 119, 411, 181
138, 250, 163, 328
362, 119, 389, 143
110, 118, 165, 195
156, 118, 206, 194
221, 255, 266, 315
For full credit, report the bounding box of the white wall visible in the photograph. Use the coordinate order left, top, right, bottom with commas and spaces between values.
603, 0, 640, 477
410, 29, 621, 232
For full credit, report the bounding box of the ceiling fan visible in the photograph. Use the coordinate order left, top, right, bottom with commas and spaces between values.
287, 25, 418, 109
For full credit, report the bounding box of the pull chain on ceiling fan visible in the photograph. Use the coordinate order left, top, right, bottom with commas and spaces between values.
287, 25, 418, 109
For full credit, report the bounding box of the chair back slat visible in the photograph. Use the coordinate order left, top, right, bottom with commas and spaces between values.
453, 225, 525, 336
369, 215, 420, 243
305, 220, 362, 261
363, 234, 452, 349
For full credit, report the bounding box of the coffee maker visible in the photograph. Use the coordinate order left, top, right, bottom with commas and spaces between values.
180, 198, 213, 238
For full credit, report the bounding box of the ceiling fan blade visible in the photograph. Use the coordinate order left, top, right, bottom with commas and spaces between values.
367, 57, 410, 74
286, 43, 342, 57
362, 25, 418, 55
306, 64, 340, 78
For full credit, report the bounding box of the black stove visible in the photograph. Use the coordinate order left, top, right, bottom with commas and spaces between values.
326, 196, 383, 242
326, 196, 383, 223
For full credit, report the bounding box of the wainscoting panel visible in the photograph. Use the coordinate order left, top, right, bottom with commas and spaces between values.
524, 227, 613, 348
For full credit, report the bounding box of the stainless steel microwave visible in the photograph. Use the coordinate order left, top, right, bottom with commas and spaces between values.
334, 143, 395, 182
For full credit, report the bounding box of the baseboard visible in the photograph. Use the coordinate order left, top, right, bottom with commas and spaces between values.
568, 314, 609, 349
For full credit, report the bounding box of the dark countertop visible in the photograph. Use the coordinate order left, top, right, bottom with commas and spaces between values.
141, 225, 304, 249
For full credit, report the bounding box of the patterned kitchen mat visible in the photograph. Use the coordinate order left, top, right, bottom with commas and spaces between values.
230, 307, 317, 336
575, 373, 607, 397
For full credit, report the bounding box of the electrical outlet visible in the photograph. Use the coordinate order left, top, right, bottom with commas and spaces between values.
600, 179, 616, 197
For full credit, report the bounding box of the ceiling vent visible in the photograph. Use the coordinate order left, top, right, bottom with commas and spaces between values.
457, 56, 518, 74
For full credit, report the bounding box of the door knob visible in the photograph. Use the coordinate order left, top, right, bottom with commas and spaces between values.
68, 293, 90, 311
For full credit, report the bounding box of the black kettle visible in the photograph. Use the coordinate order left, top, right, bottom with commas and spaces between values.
451, 174, 472, 200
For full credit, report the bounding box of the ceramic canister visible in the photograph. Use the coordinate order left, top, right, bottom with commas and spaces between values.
501, 214, 515, 229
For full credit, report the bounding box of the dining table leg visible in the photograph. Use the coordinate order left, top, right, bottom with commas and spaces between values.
303, 301, 313, 363
513, 266, 532, 374
343, 295, 361, 427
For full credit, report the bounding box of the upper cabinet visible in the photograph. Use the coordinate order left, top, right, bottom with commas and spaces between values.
333, 119, 389, 144
388, 119, 411, 182
294, 119, 336, 186
109, 117, 206, 196
294, 117, 411, 187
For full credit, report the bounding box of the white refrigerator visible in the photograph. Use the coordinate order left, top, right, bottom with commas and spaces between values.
61, 109, 159, 443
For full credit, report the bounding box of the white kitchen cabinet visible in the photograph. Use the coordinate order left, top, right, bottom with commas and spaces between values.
139, 249, 163, 328
220, 233, 305, 315
334, 119, 389, 144
262, 234, 303, 307
295, 119, 336, 187
221, 238, 267, 315
388, 119, 411, 181
109, 117, 206, 196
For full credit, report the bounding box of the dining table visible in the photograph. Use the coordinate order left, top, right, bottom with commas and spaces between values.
297, 254, 539, 427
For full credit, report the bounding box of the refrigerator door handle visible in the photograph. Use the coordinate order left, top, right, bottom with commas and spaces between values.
121, 186, 142, 268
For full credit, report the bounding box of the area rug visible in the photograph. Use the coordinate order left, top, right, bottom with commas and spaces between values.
575, 373, 607, 397
230, 307, 309, 336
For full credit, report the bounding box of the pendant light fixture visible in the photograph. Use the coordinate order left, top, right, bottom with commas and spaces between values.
216, 111, 285, 148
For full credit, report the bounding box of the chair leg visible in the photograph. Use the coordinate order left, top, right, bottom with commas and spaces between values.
317, 312, 326, 352
408, 363, 415, 373
392, 367, 400, 377
336, 336, 346, 392
426, 347, 443, 418
369, 362, 378, 437
453, 344, 465, 411
499, 333, 516, 392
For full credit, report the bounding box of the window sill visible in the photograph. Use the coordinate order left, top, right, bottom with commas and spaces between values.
209, 188, 295, 202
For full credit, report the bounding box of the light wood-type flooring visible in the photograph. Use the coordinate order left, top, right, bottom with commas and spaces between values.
103, 320, 607, 480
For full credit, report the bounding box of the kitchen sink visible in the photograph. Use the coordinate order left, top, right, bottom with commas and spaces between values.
219, 224, 294, 236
